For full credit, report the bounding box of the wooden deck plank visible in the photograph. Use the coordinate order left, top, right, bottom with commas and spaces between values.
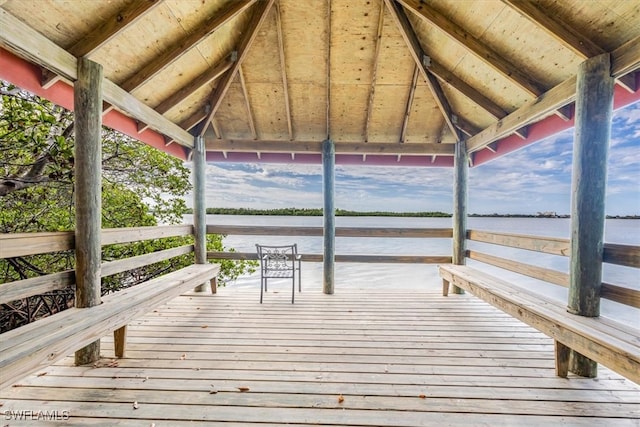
1, 286, 638, 426
5, 387, 639, 418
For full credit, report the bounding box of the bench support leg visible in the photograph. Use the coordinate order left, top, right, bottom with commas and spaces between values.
114, 325, 127, 358
442, 279, 450, 296
555, 340, 570, 378
570, 350, 597, 378
210, 277, 217, 294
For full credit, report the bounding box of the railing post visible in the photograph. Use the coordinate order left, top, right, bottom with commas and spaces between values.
193, 135, 209, 292
322, 139, 335, 294
449, 139, 468, 295
74, 57, 103, 365
567, 53, 614, 377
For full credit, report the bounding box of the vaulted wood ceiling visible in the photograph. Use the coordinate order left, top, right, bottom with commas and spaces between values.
1, 0, 639, 167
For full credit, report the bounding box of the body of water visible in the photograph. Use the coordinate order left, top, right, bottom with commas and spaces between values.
199, 215, 639, 326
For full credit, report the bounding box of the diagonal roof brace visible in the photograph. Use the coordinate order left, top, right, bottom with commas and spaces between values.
384, 0, 463, 142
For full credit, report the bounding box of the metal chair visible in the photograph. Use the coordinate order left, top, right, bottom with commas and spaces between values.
255, 243, 302, 303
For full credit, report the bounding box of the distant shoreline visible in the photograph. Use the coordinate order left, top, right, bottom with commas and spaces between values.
187, 207, 638, 219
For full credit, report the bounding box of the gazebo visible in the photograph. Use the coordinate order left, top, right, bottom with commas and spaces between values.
0, 0, 639, 424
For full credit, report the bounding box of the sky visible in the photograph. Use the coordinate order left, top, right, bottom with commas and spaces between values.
188, 102, 640, 216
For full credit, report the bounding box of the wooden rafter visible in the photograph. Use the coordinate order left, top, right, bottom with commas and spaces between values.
611, 35, 640, 78
384, 0, 462, 141
0, 8, 193, 147
122, 0, 255, 92
398, 0, 546, 97
326, 0, 332, 139
467, 77, 576, 153
455, 116, 480, 137
501, 0, 604, 59
468, 36, 640, 154
72, 0, 163, 58
209, 139, 455, 155
41, 0, 162, 89
155, 56, 234, 115
275, 1, 293, 140
428, 61, 507, 119
364, 0, 386, 143
194, 0, 275, 136
211, 117, 223, 140
238, 65, 257, 140
400, 65, 419, 143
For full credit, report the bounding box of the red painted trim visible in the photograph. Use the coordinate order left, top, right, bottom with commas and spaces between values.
473, 77, 640, 167
3, 47, 637, 168
0, 48, 188, 160
206, 152, 454, 167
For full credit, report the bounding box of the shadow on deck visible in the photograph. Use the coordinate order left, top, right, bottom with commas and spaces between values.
2, 284, 638, 426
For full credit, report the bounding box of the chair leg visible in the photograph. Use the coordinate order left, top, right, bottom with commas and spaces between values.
298, 263, 302, 292
291, 277, 295, 304
260, 278, 264, 304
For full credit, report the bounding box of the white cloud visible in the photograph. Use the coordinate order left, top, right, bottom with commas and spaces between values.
184, 103, 639, 215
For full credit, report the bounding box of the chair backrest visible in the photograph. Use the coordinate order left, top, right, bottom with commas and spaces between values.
256, 244, 298, 272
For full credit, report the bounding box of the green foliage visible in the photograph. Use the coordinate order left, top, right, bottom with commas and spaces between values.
0, 81, 255, 292
199, 207, 452, 217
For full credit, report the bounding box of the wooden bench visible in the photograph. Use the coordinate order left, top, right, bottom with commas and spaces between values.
0, 263, 219, 390
439, 264, 640, 384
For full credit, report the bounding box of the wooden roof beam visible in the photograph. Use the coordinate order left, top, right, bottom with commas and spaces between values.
122, 0, 256, 92
364, 0, 386, 143
275, 1, 293, 140
41, 0, 162, 89
398, 0, 546, 97
71, 0, 163, 58
384, 0, 462, 141
502, 1, 636, 93
428, 61, 507, 119
501, 0, 604, 58
154, 55, 234, 115
326, 0, 332, 139
611, 35, 640, 79
468, 34, 640, 154
194, 0, 276, 136
466, 77, 576, 153
400, 65, 419, 143
207, 139, 455, 156
0, 8, 193, 148
238, 65, 257, 139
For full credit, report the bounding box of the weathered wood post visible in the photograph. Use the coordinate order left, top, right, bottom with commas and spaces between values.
452, 140, 468, 294
74, 57, 103, 365
193, 135, 209, 292
567, 53, 614, 377
322, 139, 335, 294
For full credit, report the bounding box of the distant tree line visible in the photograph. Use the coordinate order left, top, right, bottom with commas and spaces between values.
185, 208, 639, 219
189, 207, 452, 217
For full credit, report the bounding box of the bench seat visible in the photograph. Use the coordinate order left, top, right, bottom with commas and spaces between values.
439, 264, 639, 384
0, 263, 219, 390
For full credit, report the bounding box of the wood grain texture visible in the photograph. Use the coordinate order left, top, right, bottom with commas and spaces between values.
74, 57, 103, 365
439, 264, 640, 384
2, 285, 637, 425
0, 264, 220, 390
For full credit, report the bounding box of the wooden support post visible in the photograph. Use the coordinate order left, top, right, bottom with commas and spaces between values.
74, 57, 103, 365
322, 139, 335, 295
555, 340, 570, 378
450, 140, 468, 295
193, 135, 209, 292
114, 326, 127, 358
568, 53, 614, 378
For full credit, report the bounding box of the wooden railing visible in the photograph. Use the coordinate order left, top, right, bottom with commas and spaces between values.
466, 229, 640, 308
0, 225, 194, 305
206, 225, 453, 264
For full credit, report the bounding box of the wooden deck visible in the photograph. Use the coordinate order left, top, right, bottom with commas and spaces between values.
2, 283, 639, 426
